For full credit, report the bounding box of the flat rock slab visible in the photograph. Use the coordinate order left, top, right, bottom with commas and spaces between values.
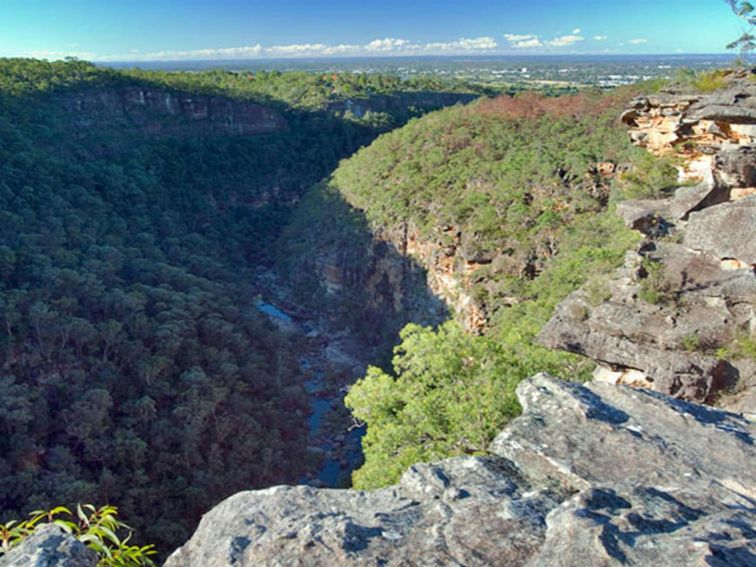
165, 374, 756, 566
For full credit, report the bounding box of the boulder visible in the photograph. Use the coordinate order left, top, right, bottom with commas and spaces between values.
684, 196, 756, 265
0, 525, 97, 567
716, 146, 756, 187
165, 374, 756, 566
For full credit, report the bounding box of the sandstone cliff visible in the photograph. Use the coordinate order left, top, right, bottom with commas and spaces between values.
162, 373, 755, 566
56, 86, 287, 138
540, 74, 756, 408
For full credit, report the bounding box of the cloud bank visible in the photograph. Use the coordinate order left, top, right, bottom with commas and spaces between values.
503, 31, 586, 49
25, 31, 654, 62
83, 36, 501, 61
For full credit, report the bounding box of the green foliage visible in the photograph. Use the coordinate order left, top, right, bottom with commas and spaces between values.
0, 57, 491, 556
638, 258, 673, 305
345, 322, 524, 488
672, 68, 731, 93
680, 333, 701, 352
614, 152, 679, 200
692, 70, 730, 92
726, 1, 756, 56
0, 505, 155, 566
717, 332, 756, 359
0, 57, 485, 556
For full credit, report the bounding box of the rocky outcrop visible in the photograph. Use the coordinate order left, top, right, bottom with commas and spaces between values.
165, 373, 756, 566
542, 75, 756, 405
0, 525, 97, 567
313, 219, 521, 335
325, 91, 478, 118
57, 86, 286, 138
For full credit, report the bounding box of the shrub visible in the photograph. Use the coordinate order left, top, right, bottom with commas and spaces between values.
717, 332, 756, 360
680, 333, 701, 351
691, 70, 729, 93
638, 258, 673, 305
0, 505, 156, 566
614, 152, 680, 200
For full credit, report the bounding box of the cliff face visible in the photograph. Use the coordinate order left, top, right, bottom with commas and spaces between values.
325, 91, 479, 117
163, 373, 756, 566
56, 86, 287, 138
540, 75, 756, 408
314, 221, 488, 332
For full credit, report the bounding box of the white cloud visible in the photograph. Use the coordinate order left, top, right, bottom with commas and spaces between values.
628, 38, 648, 45
366, 38, 411, 52
514, 38, 543, 48
547, 34, 584, 47
503, 33, 542, 48
96, 36, 498, 61
572, 28, 582, 34
323, 44, 362, 55
505, 32, 584, 49
266, 43, 327, 55
503, 33, 537, 42
423, 36, 498, 51
98, 45, 263, 61
38, 30, 616, 62
24, 49, 101, 60
458, 36, 498, 50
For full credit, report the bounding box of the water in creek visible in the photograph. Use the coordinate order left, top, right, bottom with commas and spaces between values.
256, 300, 364, 486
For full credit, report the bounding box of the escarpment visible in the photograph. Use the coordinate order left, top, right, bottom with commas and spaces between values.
3, 58, 754, 566
280, 91, 647, 342
58, 86, 287, 137
541, 74, 756, 408
0, 59, 489, 561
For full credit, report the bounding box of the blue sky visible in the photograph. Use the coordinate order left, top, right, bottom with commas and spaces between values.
0, 0, 743, 61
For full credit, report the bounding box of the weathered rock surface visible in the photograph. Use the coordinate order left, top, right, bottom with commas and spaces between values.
57, 86, 286, 139
165, 374, 756, 566
0, 524, 97, 567
544, 76, 756, 405
684, 195, 756, 266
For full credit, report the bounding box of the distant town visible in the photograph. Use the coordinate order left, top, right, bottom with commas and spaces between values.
109, 53, 738, 89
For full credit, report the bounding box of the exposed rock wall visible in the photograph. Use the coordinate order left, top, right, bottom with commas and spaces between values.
541, 76, 756, 406
325, 91, 478, 117
56, 86, 286, 138
164, 374, 756, 566
310, 218, 500, 335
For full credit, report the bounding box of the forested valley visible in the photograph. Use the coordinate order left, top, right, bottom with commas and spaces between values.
0, 57, 690, 561
0, 58, 481, 555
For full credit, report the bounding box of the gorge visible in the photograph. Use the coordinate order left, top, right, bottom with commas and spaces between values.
0, 59, 754, 566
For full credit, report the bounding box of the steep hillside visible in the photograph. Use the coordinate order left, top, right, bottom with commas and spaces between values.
280, 86, 682, 487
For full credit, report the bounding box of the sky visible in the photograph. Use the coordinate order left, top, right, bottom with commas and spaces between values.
0, 0, 744, 61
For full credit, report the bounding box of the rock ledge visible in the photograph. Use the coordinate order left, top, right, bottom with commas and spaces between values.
165, 374, 756, 566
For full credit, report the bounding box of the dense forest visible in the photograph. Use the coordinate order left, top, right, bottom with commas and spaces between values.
279, 88, 680, 488
0, 58, 481, 555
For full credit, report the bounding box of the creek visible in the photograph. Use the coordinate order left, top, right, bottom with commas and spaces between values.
255, 300, 365, 487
